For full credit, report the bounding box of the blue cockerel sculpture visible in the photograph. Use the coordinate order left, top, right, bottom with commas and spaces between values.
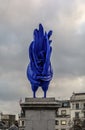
27, 24, 53, 98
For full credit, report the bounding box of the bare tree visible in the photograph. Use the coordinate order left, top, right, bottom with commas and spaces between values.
69, 118, 85, 130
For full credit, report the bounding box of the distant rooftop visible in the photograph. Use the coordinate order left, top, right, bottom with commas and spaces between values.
73, 92, 85, 95
55, 100, 70, 108
70, 92, 85, 101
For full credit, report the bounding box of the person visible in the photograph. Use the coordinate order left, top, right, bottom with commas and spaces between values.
8, 121, 18, 130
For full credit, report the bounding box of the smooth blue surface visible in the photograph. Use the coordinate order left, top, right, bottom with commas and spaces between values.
27, 24, 53, 98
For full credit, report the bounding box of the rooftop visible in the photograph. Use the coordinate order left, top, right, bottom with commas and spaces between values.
73, 92, 85, 95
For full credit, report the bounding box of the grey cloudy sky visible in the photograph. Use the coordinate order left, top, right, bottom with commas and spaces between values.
0, 0, 85, 117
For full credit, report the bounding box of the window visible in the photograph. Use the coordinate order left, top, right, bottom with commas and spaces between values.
84, 112, 85, 118
72, 103, 74, 109
55, 111, 58, 117
61, 110, 66, 115
75, 112, 79, 118
82, 120, 85, 127
61, 120, 67, 125
55, 120, 59, 125
76, 103, 79, 109
22, 121, 24, 126
62, 102, 68, 107
83, 103, 85, 109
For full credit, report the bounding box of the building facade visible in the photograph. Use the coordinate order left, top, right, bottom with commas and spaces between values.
18, 110, 25, 130
1, 114, 16, 128
55, 100, 71, 130
70, 92, 85, 130
70, 92, 85, 120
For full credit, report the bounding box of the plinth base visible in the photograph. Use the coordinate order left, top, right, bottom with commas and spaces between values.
20, 98, 59, 130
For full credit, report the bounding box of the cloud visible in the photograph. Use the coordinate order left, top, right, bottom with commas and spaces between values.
0, 0, 85, 116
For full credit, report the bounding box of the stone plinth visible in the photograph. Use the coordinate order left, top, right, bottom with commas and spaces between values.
20, 98, 59, 130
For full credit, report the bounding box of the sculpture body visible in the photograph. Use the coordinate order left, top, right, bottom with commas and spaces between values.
27, 24, 53, 98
